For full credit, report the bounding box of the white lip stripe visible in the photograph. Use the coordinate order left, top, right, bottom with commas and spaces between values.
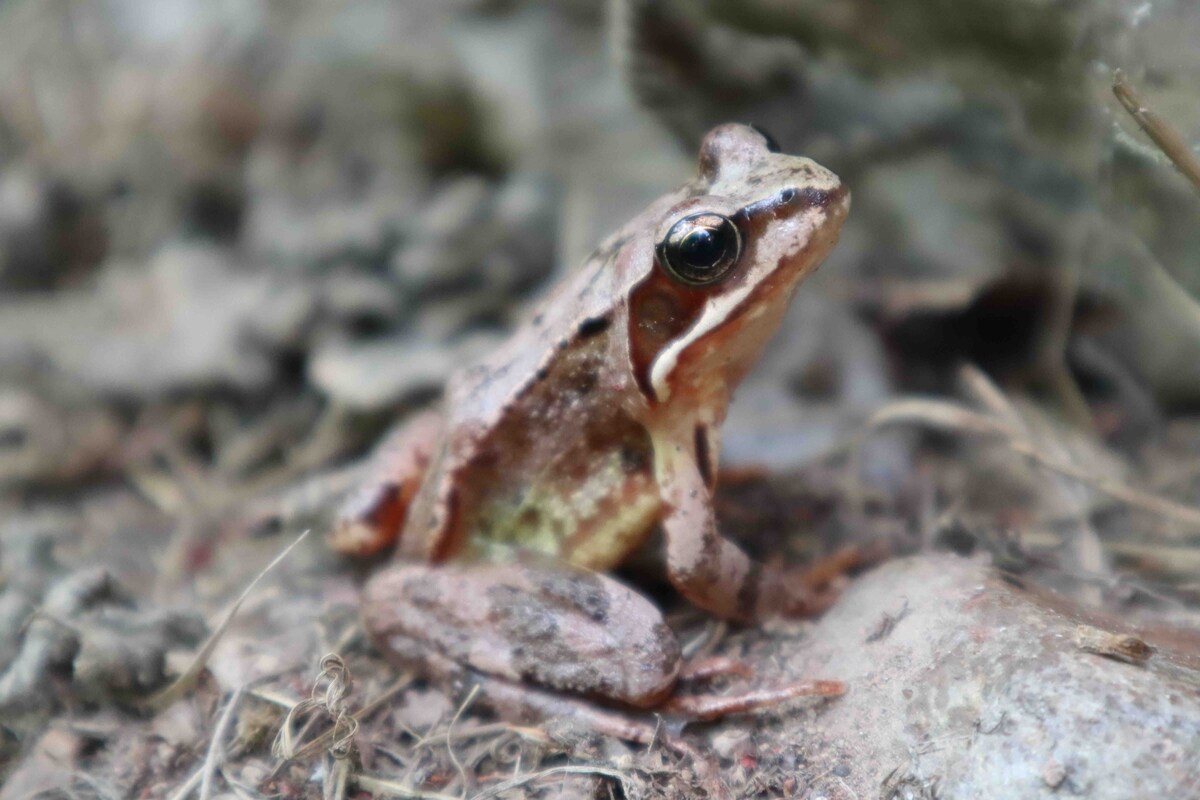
650, 277, 757, 402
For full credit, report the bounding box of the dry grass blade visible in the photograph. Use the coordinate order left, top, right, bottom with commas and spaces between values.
271, 666, 413, 772
958, 363, 1109, 593
446, 684, 480, 798
410, 720, 547, 750
958, 363, 1024, 427
867, 399, 1200, 535
198, 685, 246, 800
868, 398, 1010, 438
1104, 539, 1200, 580
468, 765, 635, 799
352, 774, 462, 799
143, 529, 312, 711
166, 768, 204, 800
1114, 70, 1200, 193
326, 757, 351, 800
273, 654, 359, 764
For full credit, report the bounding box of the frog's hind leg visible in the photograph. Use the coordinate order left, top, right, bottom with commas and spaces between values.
362, 560, 682, 708
655, 439, 844, 621
328, 410, 442, 557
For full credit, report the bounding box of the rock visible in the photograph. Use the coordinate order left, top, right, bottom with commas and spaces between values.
776, 554, 1200, 799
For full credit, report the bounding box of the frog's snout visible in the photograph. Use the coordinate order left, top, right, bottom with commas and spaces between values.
795, 183, 849, 214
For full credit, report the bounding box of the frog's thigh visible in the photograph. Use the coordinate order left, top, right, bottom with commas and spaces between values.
655, 441, 809, 622
361, 561, 681, 708
329, 410, 443, 557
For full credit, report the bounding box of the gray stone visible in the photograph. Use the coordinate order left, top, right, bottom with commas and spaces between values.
780, 554, 1200, 798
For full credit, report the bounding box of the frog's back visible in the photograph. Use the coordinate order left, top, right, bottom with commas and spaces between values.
396, 220, 670, 569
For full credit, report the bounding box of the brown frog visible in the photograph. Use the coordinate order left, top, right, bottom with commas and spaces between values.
331, 123, 851, 718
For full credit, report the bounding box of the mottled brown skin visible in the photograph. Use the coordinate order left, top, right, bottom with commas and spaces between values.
333, 124, 850, 709
362, 562, 681, 707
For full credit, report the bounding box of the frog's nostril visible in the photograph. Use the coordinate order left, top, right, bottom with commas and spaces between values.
780, 188, 797, 204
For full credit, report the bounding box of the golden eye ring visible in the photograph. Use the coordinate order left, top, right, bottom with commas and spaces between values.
656, 212, 743, 286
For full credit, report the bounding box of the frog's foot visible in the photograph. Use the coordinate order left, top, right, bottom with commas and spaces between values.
328, 411, 442, 557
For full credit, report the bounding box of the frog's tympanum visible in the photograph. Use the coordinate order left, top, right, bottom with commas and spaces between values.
332, 124, 850, 717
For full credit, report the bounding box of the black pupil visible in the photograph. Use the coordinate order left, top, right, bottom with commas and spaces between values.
680, 227, 726, 269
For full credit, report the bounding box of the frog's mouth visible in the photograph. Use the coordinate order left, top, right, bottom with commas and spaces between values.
648, 183, 850, 404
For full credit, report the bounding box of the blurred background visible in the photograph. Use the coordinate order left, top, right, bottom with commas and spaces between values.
2, 0, 1200, 796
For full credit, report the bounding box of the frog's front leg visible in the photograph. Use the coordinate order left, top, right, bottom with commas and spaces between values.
654, 435, 833, 622
329, 410, 443, 557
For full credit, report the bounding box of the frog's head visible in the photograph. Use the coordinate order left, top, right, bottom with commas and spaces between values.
628, 123, 849, 412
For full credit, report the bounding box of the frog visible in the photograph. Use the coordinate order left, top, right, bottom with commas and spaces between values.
330, 123, 851, 718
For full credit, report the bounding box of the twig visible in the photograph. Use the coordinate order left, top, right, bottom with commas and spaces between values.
1104, 539, 1200, 578
1110, 70, 1200, 331
1114, 70, 1200, 193
410, 721, 548, 750
867, 399, 1200, 535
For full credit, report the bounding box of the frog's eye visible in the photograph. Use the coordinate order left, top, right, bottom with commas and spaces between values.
656, 212, 743, 286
